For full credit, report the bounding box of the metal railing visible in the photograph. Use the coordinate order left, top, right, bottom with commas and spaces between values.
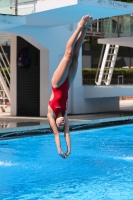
95, 44, 105, 84
0, 45, 10, 87
0, 0, 39, 15
86, 19, 104, 38
0, 45, 10, 102
103, 14, 133, 38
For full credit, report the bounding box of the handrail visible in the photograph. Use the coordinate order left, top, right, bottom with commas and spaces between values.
0, 45, 10, 88
0, 52, 10, 77
95, 44, 105, 85
0, 62, 10, 87
0, 44, 10, 102
0, 44, 10, 67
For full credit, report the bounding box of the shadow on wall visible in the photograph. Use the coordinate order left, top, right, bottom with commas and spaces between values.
116, 57, 126, 68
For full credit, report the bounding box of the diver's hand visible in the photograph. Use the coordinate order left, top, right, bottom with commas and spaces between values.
58, 150, 66, 159
65, 151, 71, 158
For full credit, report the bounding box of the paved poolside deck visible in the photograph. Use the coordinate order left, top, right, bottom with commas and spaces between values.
0, 100, 133, 130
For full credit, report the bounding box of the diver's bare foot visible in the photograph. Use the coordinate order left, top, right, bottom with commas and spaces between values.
78, 15, 91, 29
83, 15, 93, 29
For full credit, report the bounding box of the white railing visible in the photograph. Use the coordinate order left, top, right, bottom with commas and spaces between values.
0, 45, 10, 102
0, 0, 38, 15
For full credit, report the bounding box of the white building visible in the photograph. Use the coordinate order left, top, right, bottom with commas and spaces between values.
0, 0, 133, 116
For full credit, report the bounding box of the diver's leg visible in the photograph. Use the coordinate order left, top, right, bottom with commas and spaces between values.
51, 15, 90, 88
68, 16, 92, 84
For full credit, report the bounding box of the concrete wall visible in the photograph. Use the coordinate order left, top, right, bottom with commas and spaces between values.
98, 37, 133, 48
81, 97, 119, 113
83, 85, 133, 113
84, 85, 133, 98
36, 0, 77, 12
10, 35, 17, 116
40, 50, 49, 116
82, 55, 91, 68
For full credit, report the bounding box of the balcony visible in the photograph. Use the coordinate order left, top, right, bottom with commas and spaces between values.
0, 0, 133, 17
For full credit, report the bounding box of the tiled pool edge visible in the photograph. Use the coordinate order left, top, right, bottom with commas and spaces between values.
0, 115, 133, 139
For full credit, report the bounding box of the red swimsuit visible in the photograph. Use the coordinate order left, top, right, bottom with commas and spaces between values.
49, 77, 70, 117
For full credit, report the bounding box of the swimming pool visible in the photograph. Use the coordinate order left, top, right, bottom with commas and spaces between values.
0, 123, 133, 200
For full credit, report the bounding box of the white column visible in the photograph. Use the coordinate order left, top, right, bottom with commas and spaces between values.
97, 20, 99, 32
40, 49, 49, 116
10, 35, 17, 116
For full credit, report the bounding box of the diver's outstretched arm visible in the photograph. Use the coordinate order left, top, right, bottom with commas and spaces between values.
64, 116, 71, 158
47, 108, 66, 158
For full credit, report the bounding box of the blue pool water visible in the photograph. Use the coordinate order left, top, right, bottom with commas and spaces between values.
0, 124, 133, 200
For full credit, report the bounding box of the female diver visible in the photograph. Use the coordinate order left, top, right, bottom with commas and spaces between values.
47, 15, 92, 158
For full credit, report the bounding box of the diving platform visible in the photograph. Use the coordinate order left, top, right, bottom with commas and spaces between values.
0, 0, 133, 31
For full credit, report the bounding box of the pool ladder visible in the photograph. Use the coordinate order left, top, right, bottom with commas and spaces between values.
95, 44, 119, 85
